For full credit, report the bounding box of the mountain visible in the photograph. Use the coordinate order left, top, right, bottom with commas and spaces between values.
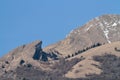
0, 40, 58, 78
0, 14, 120, 80
44, 14, 120, 57
65, 41, 120, 78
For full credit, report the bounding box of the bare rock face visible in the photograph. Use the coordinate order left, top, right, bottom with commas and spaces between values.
44, 14, 120, 57
0, 40, 51, 76
1, 14, 120, 80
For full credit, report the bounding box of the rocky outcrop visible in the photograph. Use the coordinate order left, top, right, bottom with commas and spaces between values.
0, 40, 59, 77
0, 41, 40, 75
1, 14, 120, 80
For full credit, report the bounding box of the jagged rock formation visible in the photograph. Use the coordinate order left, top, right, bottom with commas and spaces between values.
44, 14, 120, 57
0, 41, 41, 75
0, 40, 58, 77
0, 14, 120, 80
1, 41, 120, 80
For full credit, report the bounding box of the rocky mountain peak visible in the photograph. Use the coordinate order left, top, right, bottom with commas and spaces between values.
1, 14, 120, 80
44, 14, 120, 57
68, 14, 120, 39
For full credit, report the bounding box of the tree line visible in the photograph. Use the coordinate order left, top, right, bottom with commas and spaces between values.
65, 43, 102, 59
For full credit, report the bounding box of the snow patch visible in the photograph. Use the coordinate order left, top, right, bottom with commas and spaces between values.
104, 21, 109, 25
99, 22, 111, 43
103, 29, 111, 43
112, 23, 117, 27
99, 22, 104, 30
85, 25, 93, 32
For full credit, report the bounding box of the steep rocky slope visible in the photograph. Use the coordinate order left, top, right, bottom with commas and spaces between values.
44, 14, 120, 57
0, 14, 120, 80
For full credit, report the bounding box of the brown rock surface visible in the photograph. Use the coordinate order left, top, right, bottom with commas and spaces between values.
44, 14, 120, 57
0, 40, 51, 76
0, 14, 120, 80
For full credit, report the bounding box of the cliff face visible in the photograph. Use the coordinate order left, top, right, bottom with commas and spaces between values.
44, 14, 120, 57
0, 40, 59, 77
0, 41, 41, 75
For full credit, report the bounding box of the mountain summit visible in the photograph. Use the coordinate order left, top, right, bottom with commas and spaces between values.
44, 14, 120, 57
0, 14, 120, 80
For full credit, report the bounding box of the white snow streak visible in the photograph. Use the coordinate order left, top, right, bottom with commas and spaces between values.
85, 25, 93, 32
112, 23, 117, 27
103, 28, 111, 43
99, 21, 111, 43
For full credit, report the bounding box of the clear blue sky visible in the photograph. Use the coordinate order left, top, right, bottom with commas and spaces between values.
0, 0, 120, 57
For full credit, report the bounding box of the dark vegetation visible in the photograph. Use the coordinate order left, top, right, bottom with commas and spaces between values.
1, 44, 120, 80
15, 57, 84, 80
33, 42, 102, 62
1, 53, 120, 80
14, 54, 120, 80
65, 43, 102, 59
0, 57, 84, 80
85, 54, 120, 80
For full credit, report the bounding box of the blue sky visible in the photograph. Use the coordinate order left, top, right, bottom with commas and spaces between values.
0, 0, 120, 57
